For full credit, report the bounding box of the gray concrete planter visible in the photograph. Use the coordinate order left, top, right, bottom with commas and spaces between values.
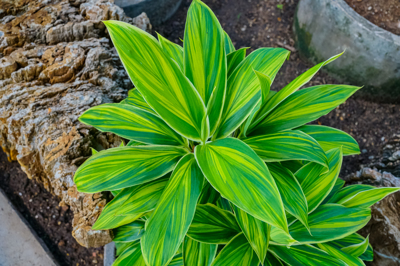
115, 0, 182, 25
293, 0, 400, 102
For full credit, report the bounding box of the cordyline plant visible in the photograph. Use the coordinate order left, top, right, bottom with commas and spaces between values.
74, 0, 399, 265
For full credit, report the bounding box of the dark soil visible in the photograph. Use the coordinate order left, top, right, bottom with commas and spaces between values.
0, 151, 103, 266
345, 0, 400, 36
155, 0, 400, 175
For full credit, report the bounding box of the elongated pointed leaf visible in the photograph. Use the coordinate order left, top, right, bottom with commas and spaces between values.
268, 163, 309, 231
227, 47, 247, 77
80, 103, 184, 145
211, 233, 259, 266
121, 88, 155, 114
253, 53, 343, 127
231, 204, 270, 264
113, 240, 146, 266
254, 70, 271, 104
104, 21, 206, 141
75, 146, 185, 193
224, 31, 235, 54
198, 182, 220, 205
328, 184, 400, 209
297, 148, 343, 213
329, 233, 373, 261
195, 138, 288, 232
264, 252, 284, 266
169, 254, 184, 266
297, 125, 360, 156
116, 241, 136, 257
269, 244, 346, 266
270, 226, 297, 246
158, 34, 184, 69
244, 130, 328, 167
341, 235, 369, 257
141, 154, 203, 266
93, 176, 169, 230
183, 237, 217, 266
317, 243, 364, 266
289, 204, 371, 244
215, 48, 290, 139
250, 85, 360, 135
184, 0, 226, 134
322, 178, 345, 204
113, 220, 145, 242
187, 203, 240, 244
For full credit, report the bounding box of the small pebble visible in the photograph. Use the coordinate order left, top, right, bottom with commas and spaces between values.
368, 6, 372, 10
368, 156, 374, 160
362, 149, 368, 153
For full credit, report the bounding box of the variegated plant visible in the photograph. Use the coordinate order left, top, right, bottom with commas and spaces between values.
74, 0, 400, 265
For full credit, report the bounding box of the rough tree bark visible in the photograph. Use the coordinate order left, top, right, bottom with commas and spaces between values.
0, 0, 151, 248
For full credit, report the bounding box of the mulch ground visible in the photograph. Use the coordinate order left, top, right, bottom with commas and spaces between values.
0, 0, 399, 264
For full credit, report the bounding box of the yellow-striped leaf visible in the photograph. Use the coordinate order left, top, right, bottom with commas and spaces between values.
224, 31, 235, 54
269, 244, 346, 266
227, 47, 247, 77
183, 237, 217, 266
244, 130, 328, 167
115, 241, 136, 257
211, 233, 259, 266
289, 204, 371, 244
214, 48, 290, 139
93, 176, 169, 230
297, 148, 343, 213
198, 183, 220, 205
329, 233, 373, 261
254, 70, 271, 104
268, 163, 309, 231
269, 226, 297, 246
231, 204, 270, 264
341, 235, 369, 257
104, 20, 206, 141
195, 138, 288, 232
264, 252, 284, 266
79, 103, 184, 145
328, 184, 400, 209
317, 243, 365, 266
323, 178, 346, 204
113, 240, 146, 266
184, 0, 226, 135
187, 203, 240, 244
141, 154, 203, 266
120, 88, 155, 114
75, 146, 185, 193
113, 220, 145, 242
158, 33, 184, 69
169, 254, 184, 266
250, 85, 360, 135
252, 52, 343, 127
297, 125, 360, 156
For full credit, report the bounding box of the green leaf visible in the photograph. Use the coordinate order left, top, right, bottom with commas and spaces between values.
250, 84, 360, 135
269, 226, 297, 246
231, 204, 270, 264
113, 220, 145, 242
187, 203, 240, 244
121, 88, 155, 114
264, 252, 284, 266
329, 233, 373, 261
269, 244, 346, 266
115, 241, 136, 257
244, 130, 328, 167
104, 20, 206, 141
289, 204, 371, 244
158, 33, 184, 69
195, 138, 288, 232
184, 0, 226, 135
127, 140, 144, 147
267, 163, 309, 231
183, 237, 217, 266
198, 182, 220, 205
169, 254, 184, 266
252, 52, 343, 127
113, 240, 146, 266
227, 47, 247, 77
211, 233, 260, 266
317, 243, 364, 266
141, 154, 203, 266
80, 103, 184, 145
75, 146, 185, 193
93, 176, 169, 230
322, 178, 345, 204
215, 48, 290, 139
328, 184, 400, 209
254, 70, 271, 104
341, 235, 369, 257
297, 125, 360, 156
297, 148, 343, 213
224, 31, 235, 54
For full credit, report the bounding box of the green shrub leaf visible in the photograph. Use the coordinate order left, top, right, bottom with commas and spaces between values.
113, 220, 145, 243
187, 203, 240, 244
74, 146, 185, 193
141, 154, 203, 266
328, 233, 373, 261
104, 20, 206, 141
158, 33, 184, 70
317, 243, 365, 266
195, 138, 288, 232
224, 31, 235, 54
120, 88, 155, 114
269, 226, 297, 246
79, 103, 185, 145
227, 47, 247, 77
113, 240, 146, 266
341, 235, 369, 257
183, 237, 217, 266
231, 204, 271, 264
211, 233, 260, 266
